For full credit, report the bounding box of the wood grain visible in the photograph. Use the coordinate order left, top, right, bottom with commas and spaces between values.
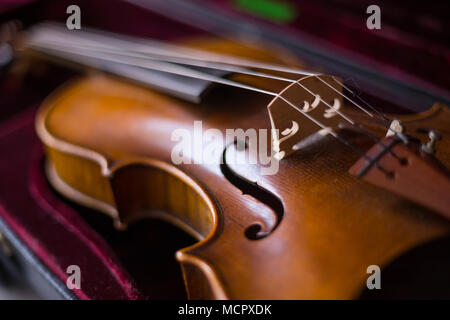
35, 39, 450, 299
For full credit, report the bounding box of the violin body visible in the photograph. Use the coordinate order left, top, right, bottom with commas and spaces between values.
35, 38, 450, 299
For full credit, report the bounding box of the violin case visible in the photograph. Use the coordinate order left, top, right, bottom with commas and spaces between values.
0, 0, 449, 299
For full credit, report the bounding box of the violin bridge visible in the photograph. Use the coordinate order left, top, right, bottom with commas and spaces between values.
267, 75, 343, 160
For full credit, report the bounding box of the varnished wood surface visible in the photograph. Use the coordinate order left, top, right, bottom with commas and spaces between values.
34, 39, 450, 299
350, 135, 450, 219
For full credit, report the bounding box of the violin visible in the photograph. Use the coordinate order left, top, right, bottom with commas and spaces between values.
16, 22, 450, 299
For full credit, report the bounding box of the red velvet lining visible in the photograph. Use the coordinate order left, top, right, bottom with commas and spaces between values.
0, 108, 143, 299
1, 0, 447, 300
0, 0, 204, 299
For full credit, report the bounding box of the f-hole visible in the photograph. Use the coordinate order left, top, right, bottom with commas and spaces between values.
220, 141, 284, 240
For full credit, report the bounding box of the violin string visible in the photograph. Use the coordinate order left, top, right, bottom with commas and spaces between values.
332, 77, 391, 123
320, 77, 408, 144
114, 44, 405, 143
31, 24, 401, 138
35, 38, 408, 163
30, 42, 277, 96
30, 38, 388, 147
31, 27, 406, 142
30, 39, 395, 173
103, 45, 406, 160
30, 23, 318, 76
30, 24, 400, 134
